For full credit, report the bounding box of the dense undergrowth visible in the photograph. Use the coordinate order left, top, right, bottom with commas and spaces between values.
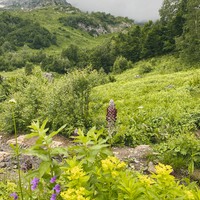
1, 55, 200, 173
1, 121, 200, 200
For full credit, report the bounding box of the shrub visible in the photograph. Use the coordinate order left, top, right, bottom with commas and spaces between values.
5, 122, 200, 200
112, 56, 129, 74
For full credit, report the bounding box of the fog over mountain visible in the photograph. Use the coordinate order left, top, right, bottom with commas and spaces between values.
67, 0, 164, 22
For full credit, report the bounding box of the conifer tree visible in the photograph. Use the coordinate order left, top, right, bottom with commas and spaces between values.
177, 0, 200, 63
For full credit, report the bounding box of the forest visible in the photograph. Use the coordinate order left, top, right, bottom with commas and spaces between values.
0, 0, 200, 199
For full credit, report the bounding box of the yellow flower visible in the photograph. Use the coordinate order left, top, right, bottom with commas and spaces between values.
155, 163, 173, 175
116, 161, 126, 169
61, 187, 90, 200
138, 175, 154, 186
111, 170, 119, 178
68, 166, 86, 180
101, 156, 126, 172
185, 190, 195, 200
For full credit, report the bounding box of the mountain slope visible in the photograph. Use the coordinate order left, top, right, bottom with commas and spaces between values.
0, 0, 70, 9
90, 55, 200, 145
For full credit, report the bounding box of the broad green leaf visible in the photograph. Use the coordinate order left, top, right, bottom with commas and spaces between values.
39, 161, 51, 177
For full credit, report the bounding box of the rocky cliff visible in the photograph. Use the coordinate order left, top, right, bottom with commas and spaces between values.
0, 0, 70, 9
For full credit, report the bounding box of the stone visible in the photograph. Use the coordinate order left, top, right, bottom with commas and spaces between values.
7, 135, 26, 147
50, 141, 63, 148
112, 145, 154, 172
0, 162, 6, 168
148, 161, 156, 173
191, 169, 200, 181
133, 145, 153, 159
0, 151, 10, 162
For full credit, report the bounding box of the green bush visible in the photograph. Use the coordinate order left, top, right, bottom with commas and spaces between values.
156, 133, 200, 171
4, 123, 200, 200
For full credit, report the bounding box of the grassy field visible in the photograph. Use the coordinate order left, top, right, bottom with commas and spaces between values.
6, 6, 115, 55
90, 55, 200, 145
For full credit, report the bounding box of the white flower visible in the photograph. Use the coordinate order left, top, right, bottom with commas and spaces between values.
138, 106, 144, 109
9, 98, 17, 104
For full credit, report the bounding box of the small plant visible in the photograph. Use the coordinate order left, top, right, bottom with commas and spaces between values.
155, 133, 200, 172
6, 121, 200, 200
9, 98, 24, 200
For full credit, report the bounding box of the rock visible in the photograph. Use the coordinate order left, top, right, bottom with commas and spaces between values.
135, 75, 142, 78
0, 162, 6, 168
7, 135, 27, 147
191, 169, 200, 181
0, 151, 10, 162
133, 145, 153, 159
43, 72, 54, 82
0, 0, 71, 9
50, 141, 63, 148
148, 161, 156, 173
112, 145, 154, 172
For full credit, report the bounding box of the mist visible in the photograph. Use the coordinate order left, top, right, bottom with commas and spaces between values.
67, 0, 164, 22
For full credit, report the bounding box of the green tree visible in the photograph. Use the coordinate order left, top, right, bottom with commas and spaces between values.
141, 22, 164, 58
159, 0, 188, 52
89, 42, 115, 73
24, 62, 34, 75
112, 56, 130, 74
177, 0, 200, 63
61, 44, 79, 65
112, 26, 142, 62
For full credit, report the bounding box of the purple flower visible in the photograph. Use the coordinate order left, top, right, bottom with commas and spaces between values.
31, 177, 39, 190
50, 176, 57, 183
53, 184, 61, 194
10, 192, 18, 200
50, 193, 57, 200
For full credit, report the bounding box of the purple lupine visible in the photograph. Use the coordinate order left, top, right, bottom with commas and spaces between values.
50, 176, 57, 183
106, 99, 117, 138
10, 192, 18, 200
31, 177, 39, 190
106, 99, 117, 123
53, 184, 61, 194
50, 193, 57, 200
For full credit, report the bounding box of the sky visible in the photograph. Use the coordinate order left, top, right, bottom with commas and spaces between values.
66, 0, 164, 22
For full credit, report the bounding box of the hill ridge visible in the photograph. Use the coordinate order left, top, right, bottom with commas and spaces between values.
0, 0, 70, 9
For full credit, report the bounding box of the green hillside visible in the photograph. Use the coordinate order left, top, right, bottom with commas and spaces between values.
91, 55, 200, 143
0, 6, 132, 54
0, 1, 200, 199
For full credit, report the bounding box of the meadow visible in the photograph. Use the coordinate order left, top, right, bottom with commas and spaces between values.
0, 1, 200, 198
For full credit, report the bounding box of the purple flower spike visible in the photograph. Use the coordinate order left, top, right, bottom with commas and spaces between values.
53, 184, 61, 194
50, 193, 57, 200
50, 176, 57, 183
31, 177, 39, 190
10, 192, 18, 200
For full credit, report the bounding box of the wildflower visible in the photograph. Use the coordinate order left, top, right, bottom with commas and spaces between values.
31, 177, 39, 190
155, 163, 173, 175
9, 98, 17, 104
53, 184, 61, 194
111, 170, 119, 178
68, 166, 86, 180
50, 176, 57, 183
60, 187, 90, 200
10, 192, 18, 200
21, 159, 32, 172
106, 99, 117, 123
50, 193, 57, 200
138, 175, 154, 186
185, 190, 195, 200
106, 99, 117, 138
101, 156, 126, 172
